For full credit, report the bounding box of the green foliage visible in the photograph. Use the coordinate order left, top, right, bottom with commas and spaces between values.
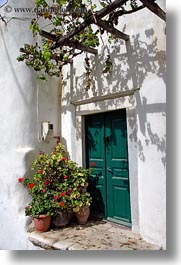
70, 192, 92, 213
35, 0, 48, 7
77, 26, 99, 48
17, 0, 118, 79
30, 18, 40, 37
19, 143, 92, 217
18, 42, 60, 76
84, 57, 92, 90
17, 1, 143, 80
25, 194, 56, 218
37, 75, 47, 81
103, 54, 112, 74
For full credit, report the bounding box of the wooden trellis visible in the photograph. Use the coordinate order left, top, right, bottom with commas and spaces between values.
39, 0, 166, 56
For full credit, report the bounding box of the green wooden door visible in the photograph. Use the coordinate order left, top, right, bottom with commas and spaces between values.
85, 109, 131, 226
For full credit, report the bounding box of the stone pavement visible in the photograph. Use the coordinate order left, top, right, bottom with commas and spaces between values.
28, 220, 161, 250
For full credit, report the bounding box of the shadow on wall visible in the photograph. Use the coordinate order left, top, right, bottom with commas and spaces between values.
61, 26, 166, 168
125, 28, 166, 168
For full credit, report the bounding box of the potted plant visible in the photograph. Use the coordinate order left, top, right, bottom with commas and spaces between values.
18, 142, 92, 229
25, 195, 56, 232
50, 158, 93, 226
60, 161, 92, 225
72, 192, 92, 225
18, 174, 57, 232
18, 143, 68, 231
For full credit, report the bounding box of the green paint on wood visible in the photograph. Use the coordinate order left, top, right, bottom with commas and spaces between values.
85, 110, 131, 226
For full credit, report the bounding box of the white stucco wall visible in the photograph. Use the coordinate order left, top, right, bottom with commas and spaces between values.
61, 0, 166, 248
0, 0, 166, 250
0, 0, 60, 250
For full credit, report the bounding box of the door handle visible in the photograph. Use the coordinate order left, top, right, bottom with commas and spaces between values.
107, 168, 113, 174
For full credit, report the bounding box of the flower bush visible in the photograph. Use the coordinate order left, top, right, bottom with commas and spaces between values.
18, 142, 92, 218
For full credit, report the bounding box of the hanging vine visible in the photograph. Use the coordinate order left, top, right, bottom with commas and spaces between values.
84, 57, 93, 91
103, 54, 113, 74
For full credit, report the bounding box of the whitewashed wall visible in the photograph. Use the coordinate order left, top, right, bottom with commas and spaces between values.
0, 0, 60, 250
62, 0, 166, 248
0, 0, 166, 250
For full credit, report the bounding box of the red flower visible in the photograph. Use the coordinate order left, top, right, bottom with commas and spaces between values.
44, 180, 50, 186
90, 162, 96, 167
59, 201, 64, 207
64, 176, 69, 179
18, 178, 24, 183
54, 195, 59, 201
28, 183, 35, 189
67, 188, 72, 195
39, 169, 44, 174
60, 192, 66, 197
62, 157, 67, 161
42, 189, 46, 193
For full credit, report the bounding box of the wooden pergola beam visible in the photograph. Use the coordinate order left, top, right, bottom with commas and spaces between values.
96, 19, 129, 41
50, 0, 129, 50
40, 30, 58, 41
110, 4, 145, 21
139, 0, 166, 22
65, 40, 98, 55
39, 0, 166, 55
40, 30, 97, 55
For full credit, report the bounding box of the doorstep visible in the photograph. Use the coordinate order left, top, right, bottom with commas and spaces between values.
27, 220, 161, 250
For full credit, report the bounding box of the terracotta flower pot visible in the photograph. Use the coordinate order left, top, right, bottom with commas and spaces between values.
52, 210, 74, 228
75, 207, 90, 225
67, 211, 74, 223
52, 210, 69, 228
33, 215, 51, 232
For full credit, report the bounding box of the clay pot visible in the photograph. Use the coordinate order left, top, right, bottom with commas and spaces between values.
33, 215, 51, 232
67, 211, 74, 223
52, 210, 69, 228
52, 210, 74, 228
75, 207, 90, 225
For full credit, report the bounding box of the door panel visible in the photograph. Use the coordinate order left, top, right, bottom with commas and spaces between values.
106, 110, 131, 225
85, 110, 131, 226
85, 114, 106, 218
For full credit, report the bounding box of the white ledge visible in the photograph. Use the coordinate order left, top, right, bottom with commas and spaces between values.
70, 88, 140, 107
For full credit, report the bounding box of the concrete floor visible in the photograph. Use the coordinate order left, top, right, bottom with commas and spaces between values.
28, 220, 161, 250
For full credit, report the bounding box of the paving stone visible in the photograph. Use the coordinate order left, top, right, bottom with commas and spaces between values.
28, 221, 161, 250
53, 241, 74, 250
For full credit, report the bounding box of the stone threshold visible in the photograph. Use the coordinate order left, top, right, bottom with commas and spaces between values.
27, 220, 162, 250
